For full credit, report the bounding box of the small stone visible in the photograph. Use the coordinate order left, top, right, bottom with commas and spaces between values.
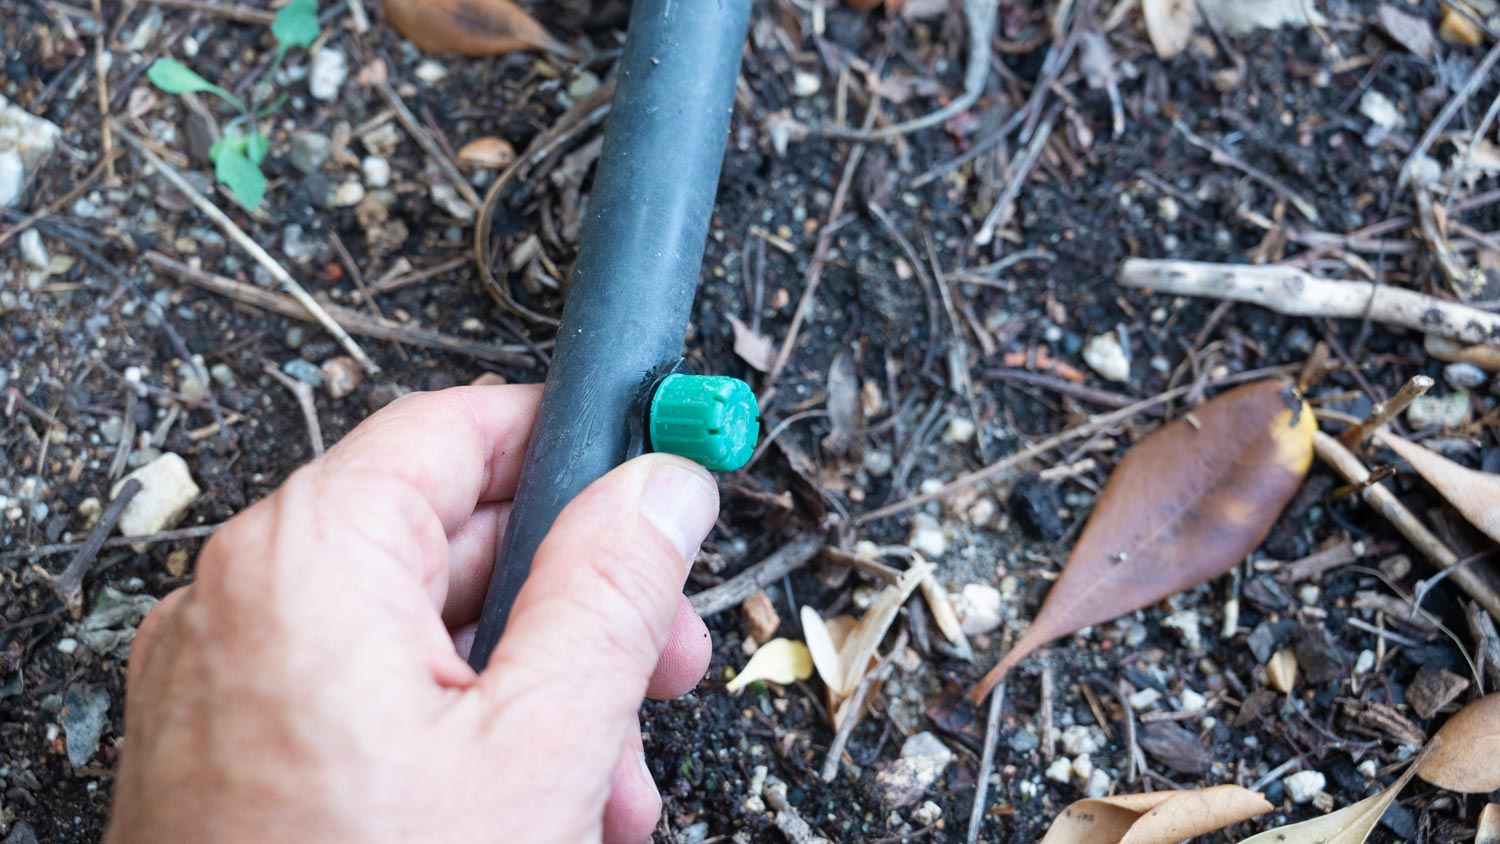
1162, 609, 1203, 651
166, 548, 190, 577
1444, 363, 1486, 390
956, 583, 1002, 635
1439, 6, 1485, 46
333, 180, 366, 207
907, 513, 947, 559
1358, 759, 1378, 778
1296, 583, 1320, 606
1045, 757, 1074, 784
566, 71, 601, 100
1406, 391, 1469, 430
56, 637, 78, 654
414, 60, 448, 84
792, 70, 821, 97
1283, 770, 1326, 804
320, 356, 363, 399
911, 801, 941, 827
288, 131, 330, 174
1267, 647, 1299, 694
282, 358, 324, 387
285, 326, 306, 349
1409, 155, 1443, 186
78, 497, 102, 526
1128, 688, 1162, 710
1060, 725, 1102, 756
944, 417, 976, 444
1354, 649, 1376, 674
176, 360, 207, 403
967, 497, 996, 527
676, 822, 709, 844
1360, 90, 1402, 132
1085, 768, 1113, 798
362, 156, 391, 188
901, 732, 953, 768
1083, 332, 1130, 382
741, 589, 780, 642
1157, 196, 1181, 223
61, 683, 110, 768
113, 454, 201, 542
0, 151, 22, 206
863, 450, 894, 477
209, 363, 236, 386
308, 47, 348, 100
876, 752, 948, 808
1179, 688, 1208, 712
19, 229, 48, 269
1071, 754, 1094, 781
1007, 727, 1040, 754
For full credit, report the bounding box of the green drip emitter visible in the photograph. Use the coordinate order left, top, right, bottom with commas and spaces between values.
647, 372, 759, 472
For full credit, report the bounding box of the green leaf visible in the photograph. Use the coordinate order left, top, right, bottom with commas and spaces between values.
245, 131, 269, 165
271, 0, 320, 49
214, 146, 266, 210
147, 58, 245, 111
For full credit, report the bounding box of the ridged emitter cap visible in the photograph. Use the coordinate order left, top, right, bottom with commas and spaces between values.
647, 373, 759, 471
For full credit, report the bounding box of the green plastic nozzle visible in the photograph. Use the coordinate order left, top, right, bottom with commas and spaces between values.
647, 373, 759, 471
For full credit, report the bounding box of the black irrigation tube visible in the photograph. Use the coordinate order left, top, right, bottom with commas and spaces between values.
468, 0, 754, 670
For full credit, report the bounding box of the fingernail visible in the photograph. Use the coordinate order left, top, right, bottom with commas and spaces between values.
639, 459, 718, 569
637, 751, 654, 786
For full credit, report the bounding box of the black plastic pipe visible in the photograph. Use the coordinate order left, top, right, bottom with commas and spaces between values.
468, 0, 754, 671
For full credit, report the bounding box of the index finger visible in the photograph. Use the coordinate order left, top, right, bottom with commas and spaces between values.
316, 384, 543, 533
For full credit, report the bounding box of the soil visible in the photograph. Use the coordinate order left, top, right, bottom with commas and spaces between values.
3, 0, 1500, 842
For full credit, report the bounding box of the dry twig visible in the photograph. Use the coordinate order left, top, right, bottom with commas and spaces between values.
1338, 375, 1433, 447
689, 537, 823, 616
820, 629, 908, 782
965, 681, 1007, 844
263, 362, 324, 457
0, 525, 221, 563
1119, 259, 1500, 346
45, 479, 139, 615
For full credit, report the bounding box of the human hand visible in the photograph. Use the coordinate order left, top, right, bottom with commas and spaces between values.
106, 385, 720, 844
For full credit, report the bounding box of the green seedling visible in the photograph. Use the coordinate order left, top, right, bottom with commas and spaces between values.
147, 0, 320, 209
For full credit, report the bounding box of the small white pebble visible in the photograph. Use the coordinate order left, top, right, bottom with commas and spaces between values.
1297, 583, 1320, 606
361, 156, 391, 189
1082, 332, 1131, 382
1355, 649, 1376, 674
1128, 688, 1162, 710
792, 70, 821, 97
1059, 725, 1102, 756
56, 637, 78, 654
413, 59, 447, 84
1358, 759, 1378, 778
1071, 755, 1093, 781
944, 417, 976, 444
907, 513, 948, 559
1179, 688, 1207, 712
1085, 768, 1113, 798
1045, 757, 1073, 784
1283, 770, 1326, 804
1162, 609, 1203, 651
918, 478, 944, 496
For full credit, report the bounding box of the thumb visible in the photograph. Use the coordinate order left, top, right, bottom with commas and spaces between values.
481, 453, 718, 726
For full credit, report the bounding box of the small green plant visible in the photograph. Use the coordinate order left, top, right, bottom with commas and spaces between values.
147, 0, 321, 209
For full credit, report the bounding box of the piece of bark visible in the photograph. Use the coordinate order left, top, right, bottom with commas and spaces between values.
1406, 666, 1469, 719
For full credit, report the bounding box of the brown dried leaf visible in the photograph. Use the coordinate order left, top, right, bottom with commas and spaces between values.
1477, 803, 1500, 844
970, 380, 1315, 703
456, 137, 516, 170
382, 0, 569, 57
1418, 694, 1500, 793
1234, 755, 1425, 844
1141, 0, 1200, 58
1377, 3, 1436, 59
1039, 785, 1272, 844
1379, 433, 1500, 545
726, 313, 776, 373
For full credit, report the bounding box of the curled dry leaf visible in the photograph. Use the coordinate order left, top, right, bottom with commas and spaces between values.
1377, 432, 1500, 545
1040, 785, 1272, 844
725, 638, 813, 694
1234, 752, 1426, 844
1141, 0, 1200, 58
382, 0, 569, 57
726, 313, 776, 373
970, 380, 1315, 703
1418, 693, 1500, 793
803, 565, 930, 726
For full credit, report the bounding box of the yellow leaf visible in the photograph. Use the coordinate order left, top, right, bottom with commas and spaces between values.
382, 0, 570, 57
1040, 785, 1272, 844
725, 638, 812, 694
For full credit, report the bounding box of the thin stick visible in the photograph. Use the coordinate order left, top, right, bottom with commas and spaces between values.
1119, 258, 1500, 346
4, 387, 68, 431
815, 0, 999, 141
113, 124, 381, 374
1176, 122, 1320, 222
1313, 431, 1500, 619
1338, 375, 1433, 447
369, 255, 469, 295
144, 252, 532, 366
965, 681, 1006, 844
48, 479, 139, 615
974, 104, 1061, 246
688, 537, 823, 616
373, 79, 483, 211
821, 629, 908, 782
345, 0, 370, 33
0, 524, 221, 563
145, 0, 275, 23
1040, 664, 1055, 763
90, 0, 115, 183
263, 362, 324, 456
